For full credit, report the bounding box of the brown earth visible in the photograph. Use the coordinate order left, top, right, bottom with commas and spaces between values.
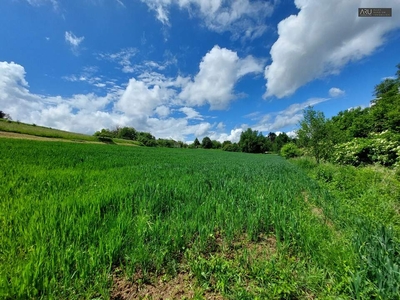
110, 232, 277, 300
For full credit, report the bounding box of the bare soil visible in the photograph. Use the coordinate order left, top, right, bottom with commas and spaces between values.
110, 232, 277, 300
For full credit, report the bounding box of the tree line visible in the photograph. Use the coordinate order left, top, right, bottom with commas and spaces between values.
294, 63, 400, 167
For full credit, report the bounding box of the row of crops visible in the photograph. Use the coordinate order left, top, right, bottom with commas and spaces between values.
0, 139, 399, 299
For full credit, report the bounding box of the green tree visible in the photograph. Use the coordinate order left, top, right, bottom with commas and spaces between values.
369, 66, 400, 133
0, 111, 11, 120
239, 128, 265, 153
222, 143, 240, 152
137, 132, 157, 147
211, 140, 222, 149
267, 132, 277, 142
117, 127, 137, 140
222, 140, 232, 148
297, 107, 331, 163
274, 132, 290, 152
280, 143, 302, 159
194, 138, 201, 148
202, 136, 213, 149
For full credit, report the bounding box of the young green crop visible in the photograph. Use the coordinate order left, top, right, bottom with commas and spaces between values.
1, 139, 399, 299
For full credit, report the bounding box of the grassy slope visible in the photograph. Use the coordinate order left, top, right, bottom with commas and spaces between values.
0, 119, 98, 141
0, 119, 142, 146
1, 139, 399, 299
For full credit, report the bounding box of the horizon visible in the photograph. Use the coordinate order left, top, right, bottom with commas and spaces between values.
1, 0, 399, 143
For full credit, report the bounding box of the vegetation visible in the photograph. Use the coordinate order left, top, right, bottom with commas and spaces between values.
0, 111, 12, 120
1, 138, 398, 299
291, 63, 400, 168
0, 119, 98, 142
280, 143, 302, 159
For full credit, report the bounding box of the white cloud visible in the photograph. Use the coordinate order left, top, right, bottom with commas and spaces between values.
141, 0, 274, 39
216, 122, 224, 130
26, 0, 58, 9
154, 105, 170, 117
116, 78, 175, 116
382, 76, 396, 80
329, 87, 345, 97
179, 107, 203, 119
265, 0, 400, 98
0, 48, 262, 142
65, 31, 85, 55
210, 127, 244, 142
286, 130, 297, 138
116, 0, 125, 7
254, 97, 329, 132
63, 66, 111, 89
179, 45, 264, 109
97, 48, 138, 73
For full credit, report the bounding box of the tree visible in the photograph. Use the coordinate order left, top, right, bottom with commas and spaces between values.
202, 136, 213, 149
369, 67, 400, 133
297, 106, 330, 163
117, 127, 137, 140
0, 111, 11, 120
267, 132, 277, 142
274, 132, 290, 152
281, 143, 302, 159
239, 128, 265, 153
222, 140, 232, 148
137, 132, 157, 147
194, 138, 201, 148
222, 143, 240, 152
211, 140, 222, 149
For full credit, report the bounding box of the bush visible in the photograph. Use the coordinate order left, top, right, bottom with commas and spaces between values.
222, 143, 240, 152
332, 131, 400, 167
280, 143, 302, 159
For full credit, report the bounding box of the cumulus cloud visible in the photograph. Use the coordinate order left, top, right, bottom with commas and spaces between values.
329, 87, 345, 97
154, 105, 170, 117
0, 61, 224, 142
179, 45, 264, 109
116, 78, 175, 116
65, 31, 85, 55
265, 0, 400, 98
0, 44, 264, 142
141, 0, 274, 39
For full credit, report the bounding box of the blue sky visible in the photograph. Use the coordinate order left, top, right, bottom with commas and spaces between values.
1, 0, 399, 142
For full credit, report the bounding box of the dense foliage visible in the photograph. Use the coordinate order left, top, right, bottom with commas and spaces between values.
280, 143, 302, 159
295, 63, 400, 167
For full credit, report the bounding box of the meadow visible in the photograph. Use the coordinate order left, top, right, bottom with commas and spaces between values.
1, 139, 399, 299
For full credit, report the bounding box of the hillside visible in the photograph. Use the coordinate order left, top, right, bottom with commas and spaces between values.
0, 119, 141, 146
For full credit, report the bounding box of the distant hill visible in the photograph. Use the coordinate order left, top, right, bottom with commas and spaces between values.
0, 119, 141, 146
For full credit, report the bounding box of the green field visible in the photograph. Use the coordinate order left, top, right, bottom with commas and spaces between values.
1, 139, 399, 299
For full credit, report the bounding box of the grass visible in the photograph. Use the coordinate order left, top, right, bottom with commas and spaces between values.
0, 119, 98, 142
1, 139, 399, 299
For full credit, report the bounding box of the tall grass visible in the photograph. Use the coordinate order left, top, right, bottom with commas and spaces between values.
1, 140, 398, 299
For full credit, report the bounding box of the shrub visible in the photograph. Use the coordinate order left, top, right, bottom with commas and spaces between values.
222, 143, 240, 152
280, 143, 302, 159
332, 131, 400, 167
